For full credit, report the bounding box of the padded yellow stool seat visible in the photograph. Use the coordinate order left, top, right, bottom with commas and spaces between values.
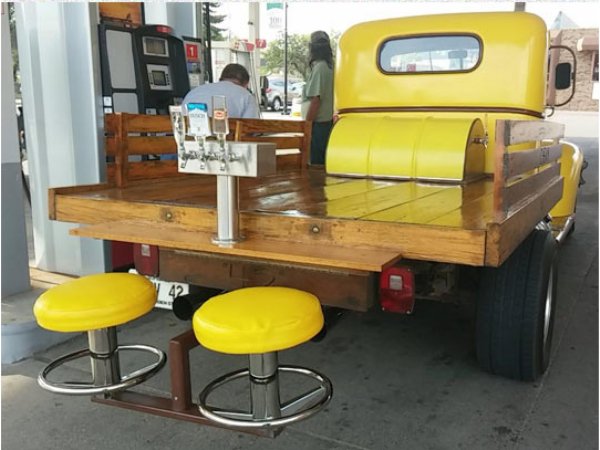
193, 287, 324, 354
33, 273, 166, 396
34, 273, 156, 332
192, 286, 332, 430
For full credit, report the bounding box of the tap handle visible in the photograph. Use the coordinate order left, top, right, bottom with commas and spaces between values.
211, 95, 229, 139
187, 103, 211, 139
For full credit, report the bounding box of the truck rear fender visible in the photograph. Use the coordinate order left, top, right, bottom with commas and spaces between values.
549, 140, 584, 220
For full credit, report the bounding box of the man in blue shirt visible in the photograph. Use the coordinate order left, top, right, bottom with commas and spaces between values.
182, 63, 259, 118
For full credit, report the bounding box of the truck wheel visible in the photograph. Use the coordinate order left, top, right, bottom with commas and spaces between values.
272, 97, 282, 111
476, 229, 558, 381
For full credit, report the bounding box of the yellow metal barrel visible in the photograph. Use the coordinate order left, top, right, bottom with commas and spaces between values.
327, 115, 486, 182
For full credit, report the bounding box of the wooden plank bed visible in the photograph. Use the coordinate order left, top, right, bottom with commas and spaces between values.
49, 114, 564, 293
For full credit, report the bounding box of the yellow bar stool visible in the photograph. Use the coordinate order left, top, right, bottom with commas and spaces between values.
193, 287, 333, 429
33, 273, 166, 395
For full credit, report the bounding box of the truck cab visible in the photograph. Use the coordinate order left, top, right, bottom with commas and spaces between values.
329, 12, 582, 226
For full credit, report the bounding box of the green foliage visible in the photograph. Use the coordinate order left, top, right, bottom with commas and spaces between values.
206, 2, 227, 42
262, 33, 309, 79
261, 32, 340, 80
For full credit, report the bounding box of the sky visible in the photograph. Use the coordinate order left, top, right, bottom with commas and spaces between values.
216, 1, 600, 43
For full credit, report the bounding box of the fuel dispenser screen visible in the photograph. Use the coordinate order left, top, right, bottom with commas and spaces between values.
152, 71, 167, 86
146, 64, 172, 91
143, 36, 169, 57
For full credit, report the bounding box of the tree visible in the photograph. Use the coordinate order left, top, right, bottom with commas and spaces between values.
8, 3, 20, 95
261, 32, 340, 80
206, 3, 227, 42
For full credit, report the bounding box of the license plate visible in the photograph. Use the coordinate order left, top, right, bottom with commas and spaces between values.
129, 269, 189, 310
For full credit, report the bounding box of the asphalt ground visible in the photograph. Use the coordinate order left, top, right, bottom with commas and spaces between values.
2, 138, 597, 450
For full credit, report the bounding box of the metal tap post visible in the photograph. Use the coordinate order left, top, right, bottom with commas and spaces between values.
212, 174, 241, 245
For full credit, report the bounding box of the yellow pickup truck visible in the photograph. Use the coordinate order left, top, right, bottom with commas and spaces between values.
328, 11, 583, 381
50, 11, 583, 386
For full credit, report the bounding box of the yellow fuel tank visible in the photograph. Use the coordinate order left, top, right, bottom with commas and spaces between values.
327, 115, 485, 182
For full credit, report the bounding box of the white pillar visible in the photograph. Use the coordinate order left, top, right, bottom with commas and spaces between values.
1, 6, 30, 297
144, 3, 169, 26
15, 2, 107, 276
167, 2, 197, 37
249, 2, 261, 91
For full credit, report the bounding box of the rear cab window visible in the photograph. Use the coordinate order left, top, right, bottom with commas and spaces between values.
379, 34, 482, 74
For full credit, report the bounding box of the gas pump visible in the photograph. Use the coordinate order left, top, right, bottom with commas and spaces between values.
99, 24, 190, 115
182, 36, 205, 89
99, 23, 191, 270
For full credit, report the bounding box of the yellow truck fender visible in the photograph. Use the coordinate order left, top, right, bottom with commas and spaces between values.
550, 140, 584, 222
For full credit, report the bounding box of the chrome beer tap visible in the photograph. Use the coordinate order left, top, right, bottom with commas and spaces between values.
185, 102, 211, 169
169, 105, 187, 166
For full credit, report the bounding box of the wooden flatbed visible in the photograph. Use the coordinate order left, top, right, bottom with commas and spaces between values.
48, 114, 564, 310
51, 166, 560, 268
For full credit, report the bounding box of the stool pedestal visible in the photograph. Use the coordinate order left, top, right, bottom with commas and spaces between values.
198, 351, 332, 429
88, 328, 121, 387
249, 353, 282, 421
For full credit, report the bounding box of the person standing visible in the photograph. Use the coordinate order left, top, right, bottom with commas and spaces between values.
301, 31, 334, 166
182, 63, 259, 119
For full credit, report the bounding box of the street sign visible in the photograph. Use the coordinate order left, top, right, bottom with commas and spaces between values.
267, 2, 284, 30
255, 38, 267, 49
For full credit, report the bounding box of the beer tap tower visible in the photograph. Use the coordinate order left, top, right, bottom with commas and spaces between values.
169, 98, 276, 246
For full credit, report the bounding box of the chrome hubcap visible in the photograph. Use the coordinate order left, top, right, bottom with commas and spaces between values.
543, 266, 554, 345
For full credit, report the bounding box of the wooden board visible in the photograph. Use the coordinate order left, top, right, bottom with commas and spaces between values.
71, 220, 402, 272
158, 249, 377, 311
505, 144, 562, 178
504, 120, 565, 145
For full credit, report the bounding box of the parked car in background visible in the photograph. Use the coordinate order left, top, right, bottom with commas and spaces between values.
263, 77, 301, 111
289, 81, 305, 97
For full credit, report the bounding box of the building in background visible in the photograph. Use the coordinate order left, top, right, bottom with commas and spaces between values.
549, 12, 599, 111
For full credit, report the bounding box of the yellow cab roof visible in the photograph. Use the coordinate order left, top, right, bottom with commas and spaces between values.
335, 12, 548, 114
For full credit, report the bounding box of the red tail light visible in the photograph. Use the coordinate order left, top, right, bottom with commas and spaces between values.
379, 266, 415, 314
133, 243, 159, 277
266, 88, 272, 93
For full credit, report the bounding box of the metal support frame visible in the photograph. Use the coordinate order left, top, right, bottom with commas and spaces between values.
91, 329, 333, 436
92, 330, 279, 438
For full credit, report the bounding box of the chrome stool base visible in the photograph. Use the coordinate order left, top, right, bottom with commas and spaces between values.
38, 327, 166, 396
198, 353, 332, 429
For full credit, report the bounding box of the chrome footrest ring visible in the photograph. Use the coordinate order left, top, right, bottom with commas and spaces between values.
38, 344, 166, 395
198, 365, 333, 429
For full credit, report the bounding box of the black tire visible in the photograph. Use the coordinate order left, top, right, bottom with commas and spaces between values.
272, 97, 282, 111
476, 229, 558, 381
